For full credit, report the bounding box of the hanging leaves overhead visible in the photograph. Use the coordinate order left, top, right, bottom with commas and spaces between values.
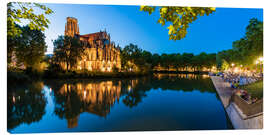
7, 2, 53, 37
140, 6, 216, 40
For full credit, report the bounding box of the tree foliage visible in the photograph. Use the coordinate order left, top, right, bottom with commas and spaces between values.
7, 82, 46, 130
53, 36, 86, 71
8, 25, 47, 71
140, 6, 215, 40
7, 2, 53, 37
16, 25, 47, 69
121, 44, 151, 72
121, 44, 217, 72
217, 18, 263, 69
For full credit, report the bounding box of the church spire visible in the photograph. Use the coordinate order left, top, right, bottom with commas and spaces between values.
64, 17, 80, 37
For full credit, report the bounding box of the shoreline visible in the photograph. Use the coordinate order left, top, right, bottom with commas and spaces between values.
8, 70, 210, 83
210, 76, 263, 129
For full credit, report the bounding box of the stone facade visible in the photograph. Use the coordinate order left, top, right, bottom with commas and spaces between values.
63, 17, 121, 72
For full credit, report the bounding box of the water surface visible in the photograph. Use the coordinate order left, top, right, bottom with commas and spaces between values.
7, 74, 232, 133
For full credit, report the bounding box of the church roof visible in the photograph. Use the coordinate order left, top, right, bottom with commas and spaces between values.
80, 32, 105, 38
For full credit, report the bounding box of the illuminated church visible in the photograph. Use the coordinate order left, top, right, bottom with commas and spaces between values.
62, 17, 121, 72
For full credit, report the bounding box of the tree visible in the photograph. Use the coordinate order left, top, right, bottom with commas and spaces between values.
7, 24, 21, 65
216, 18, 263, 70
53, 36, 86, 71
7, 82, 46, 130
14, 25, 47, 70
232, 18, 263, 66
7, 2, 53, 67
140, 6, 215, 40
182, 53, 194, 70
221, 59, 229, 71
7, 2, 53, 37
151, 53, 160, 68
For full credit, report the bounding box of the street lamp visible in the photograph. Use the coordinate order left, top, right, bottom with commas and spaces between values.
259, 57, 263, 62
258, 57, 263, 73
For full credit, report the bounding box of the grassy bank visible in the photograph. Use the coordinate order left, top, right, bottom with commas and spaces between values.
238, 80, 263, 99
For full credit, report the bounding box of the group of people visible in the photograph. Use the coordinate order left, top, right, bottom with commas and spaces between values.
220, 71, 262, 88
212, 71, 262, 104
234, 89, 258, 104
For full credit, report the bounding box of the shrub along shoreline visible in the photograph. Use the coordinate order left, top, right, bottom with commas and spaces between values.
8, 69, 212, 83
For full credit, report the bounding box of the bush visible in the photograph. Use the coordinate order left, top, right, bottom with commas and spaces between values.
7, 71, 30, 83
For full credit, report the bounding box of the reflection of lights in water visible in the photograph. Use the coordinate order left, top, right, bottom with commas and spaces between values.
50, 88, 52, 92
83, 90, 86, 99
128, 85, 132, 91
12, 96, 16, 103
107, 67, 111, 72
202, 74, 209, 79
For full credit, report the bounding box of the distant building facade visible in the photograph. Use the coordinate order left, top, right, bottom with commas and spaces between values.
62, 17, 121, 72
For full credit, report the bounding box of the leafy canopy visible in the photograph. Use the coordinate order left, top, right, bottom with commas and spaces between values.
53, 36, 86, 71
15, 25, 47, 69
217, 18, 263, 68
140, 6, 215, 40
7, 2, 53, 37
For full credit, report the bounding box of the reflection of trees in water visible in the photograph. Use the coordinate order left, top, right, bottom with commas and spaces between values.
7, 74, 217, 130
44, 74, 216, 128
7, 82, 46, 130
54, 88, 82, 128
151, 73, 216, 93
122, 74, 216, 108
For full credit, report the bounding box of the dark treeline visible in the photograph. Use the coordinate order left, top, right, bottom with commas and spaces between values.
121, 44, 216, 72
121, 18, 263, 73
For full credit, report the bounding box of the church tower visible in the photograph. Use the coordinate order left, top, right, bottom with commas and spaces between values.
64, 17, 80, 37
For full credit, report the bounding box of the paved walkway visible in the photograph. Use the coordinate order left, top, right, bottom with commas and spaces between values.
210, 76, 234, 108
210, 76, 263, 129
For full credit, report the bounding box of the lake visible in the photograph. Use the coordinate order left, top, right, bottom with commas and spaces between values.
7, 74, 232, 133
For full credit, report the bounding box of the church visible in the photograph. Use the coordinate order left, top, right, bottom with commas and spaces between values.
62, 17, 121, 72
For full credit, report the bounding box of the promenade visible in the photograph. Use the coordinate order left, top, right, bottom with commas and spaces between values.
210, 76, 263, 129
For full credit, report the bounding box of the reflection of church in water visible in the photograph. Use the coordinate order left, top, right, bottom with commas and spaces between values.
56, 79, 138, 128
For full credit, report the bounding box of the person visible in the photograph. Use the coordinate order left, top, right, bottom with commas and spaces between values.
252, 97, 258, 104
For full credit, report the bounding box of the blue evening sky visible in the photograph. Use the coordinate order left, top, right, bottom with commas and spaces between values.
43, 4, 263, 55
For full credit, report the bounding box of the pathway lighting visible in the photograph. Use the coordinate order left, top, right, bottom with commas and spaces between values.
259, 57, 263, 62
234, 67, 239, 73
255, 60, 259, 65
